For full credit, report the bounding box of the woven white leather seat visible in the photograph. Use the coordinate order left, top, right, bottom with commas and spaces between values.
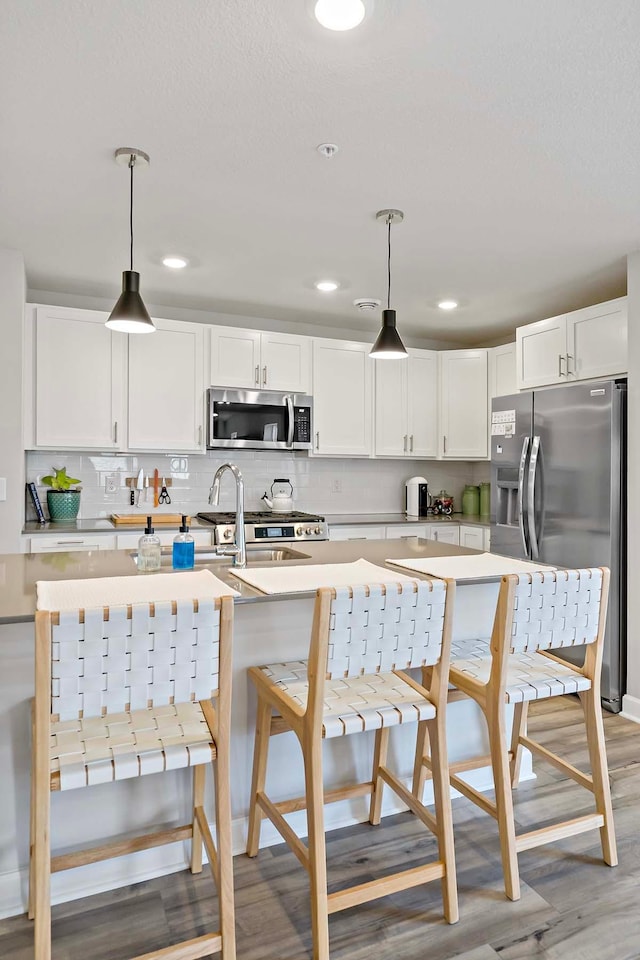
258, 660, 437, 738
425, 568, 617, 905
450, 638, 592, 703
31, 576, 237, 960
247, 579, 459, 960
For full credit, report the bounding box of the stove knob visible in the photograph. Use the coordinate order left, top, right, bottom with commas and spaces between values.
296, 526, 303, 536
314, 526, 321, 535
305, 527, 313, 536
223, 528, 233, 540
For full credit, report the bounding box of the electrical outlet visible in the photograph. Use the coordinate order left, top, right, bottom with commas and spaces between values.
105, 473, 118, 494
331, 478, 342, 494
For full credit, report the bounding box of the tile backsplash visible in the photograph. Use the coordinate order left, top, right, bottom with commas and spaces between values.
26, 451, 486, 521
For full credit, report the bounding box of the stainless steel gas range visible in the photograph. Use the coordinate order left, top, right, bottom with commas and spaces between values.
196, 510, 328, 545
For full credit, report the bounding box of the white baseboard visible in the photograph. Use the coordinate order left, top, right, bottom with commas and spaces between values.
0, 759, 534, 922
620, 693, 640, 723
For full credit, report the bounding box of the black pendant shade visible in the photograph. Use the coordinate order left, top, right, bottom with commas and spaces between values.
369, 309, 408, 358
106, 148, 155, 334
106, 271, 155, 333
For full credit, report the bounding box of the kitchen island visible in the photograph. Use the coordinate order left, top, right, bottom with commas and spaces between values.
0, 538, 521, 919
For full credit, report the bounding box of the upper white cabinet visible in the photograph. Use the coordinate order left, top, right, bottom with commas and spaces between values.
33, 307, 125, 449
312, 339, 373, 456
128, 318, 205, 451
210, 326, 311, 393
438, 350, 488, 459
375, 350, 438, 458
516, 297, 627, 390
489, 343, 517, 398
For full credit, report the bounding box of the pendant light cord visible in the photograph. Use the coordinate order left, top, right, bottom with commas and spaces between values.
129, 154, 135, 272
387, 216, 392, 310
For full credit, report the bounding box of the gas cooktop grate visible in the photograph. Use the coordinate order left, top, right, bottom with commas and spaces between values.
196, 511, 325, 525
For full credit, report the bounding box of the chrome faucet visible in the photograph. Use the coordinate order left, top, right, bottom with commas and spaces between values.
208, 463, 247, 568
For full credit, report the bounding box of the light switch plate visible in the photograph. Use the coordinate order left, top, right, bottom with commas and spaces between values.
0, 478, 6, 501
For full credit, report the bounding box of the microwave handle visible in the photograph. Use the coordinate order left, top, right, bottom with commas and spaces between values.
285, 394, 294, 448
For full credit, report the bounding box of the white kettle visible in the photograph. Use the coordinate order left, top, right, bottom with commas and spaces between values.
261, 479, 294, 513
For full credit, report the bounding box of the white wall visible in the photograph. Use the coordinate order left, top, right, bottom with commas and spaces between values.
624, 253, 640, 719
0, 249, 26, 553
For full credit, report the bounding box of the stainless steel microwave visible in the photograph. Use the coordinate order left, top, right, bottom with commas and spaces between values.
207, 388, 313, 451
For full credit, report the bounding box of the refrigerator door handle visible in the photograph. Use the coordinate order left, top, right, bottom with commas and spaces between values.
518, 436, 531, 556
527, 435, 541, 560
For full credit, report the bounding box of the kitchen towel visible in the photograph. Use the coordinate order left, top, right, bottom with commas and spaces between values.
230, 557, 418, 595
386, 553, 557, 581
37, 568, 239, 610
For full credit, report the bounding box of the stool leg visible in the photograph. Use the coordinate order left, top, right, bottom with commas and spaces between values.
246, 695, 272, 858
33, 774, 51, 959
303, 733, 329, 960
28, 702, 36, 920
369, 727, 389, 826
411, 718, 430, 803
190, 764, 205, 874
509, 702, 529, 788
486, 699, 520, 901
214, 747, 237, 960
426, 713, 458, 924
580, 688, 618, 866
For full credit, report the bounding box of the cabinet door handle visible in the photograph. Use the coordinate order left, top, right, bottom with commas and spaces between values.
410, 434, 414, 453
263, 365, 267, 386
443, 435, 447, 454
113, 421, 118, 443
403, 434, 408, 453
255, 365, 260, 386
566, 354, 573, 376
198, 425, 203, 446
558, 354, 566, 377
315, 431, 320, 451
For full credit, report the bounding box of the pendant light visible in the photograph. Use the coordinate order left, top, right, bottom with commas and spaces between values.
369, 209, 408, 359
106, 148, 155, 334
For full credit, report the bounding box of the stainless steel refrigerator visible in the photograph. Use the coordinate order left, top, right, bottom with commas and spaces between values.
491, 379, 626, 712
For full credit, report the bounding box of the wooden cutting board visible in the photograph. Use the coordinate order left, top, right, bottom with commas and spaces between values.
111, 513, 191, 526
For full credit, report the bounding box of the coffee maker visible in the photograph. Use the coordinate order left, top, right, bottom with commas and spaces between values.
405, 476, 430, 517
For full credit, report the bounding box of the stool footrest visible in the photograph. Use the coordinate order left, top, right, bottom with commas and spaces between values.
327, 861, 446, 914
51, 823, 193, 873
272, 781, 373, 815
378, 766, 437, 835
129, 931, 223, 960
449, 773, 498, 819
519, 735, 594, 791
257, 792, 310, 869
515, 813, 604, 853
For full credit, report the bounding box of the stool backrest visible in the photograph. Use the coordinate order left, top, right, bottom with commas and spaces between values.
508, 568, 606, 654
45, 598, 223, 722
326, 579, 447, 679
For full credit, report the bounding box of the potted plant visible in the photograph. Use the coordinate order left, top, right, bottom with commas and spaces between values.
41, 468, 82, 522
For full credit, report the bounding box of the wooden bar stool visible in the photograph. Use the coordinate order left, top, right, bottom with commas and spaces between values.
414, 567, 617, 902
246, 578, 458, 960
30, 574, 236, 960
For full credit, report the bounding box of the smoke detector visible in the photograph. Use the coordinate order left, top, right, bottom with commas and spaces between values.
317, 143, 339, 158
353, 298, 381, 312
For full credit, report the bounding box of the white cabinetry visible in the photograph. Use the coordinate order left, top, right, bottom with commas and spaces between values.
29, 534, 117, 553
516, 297, 627, 390
33, 307, 125, 449
459, 524, 485, 550
426, 524, 460, 545
438, 350, 488, 459
328, 525, 385, 541
374, 351, 438, 457
128, 318, 205, 451
385, 524, 429, 539
210, 326, 311, 393
312, 340, 373, 456
489, 343, 517, 398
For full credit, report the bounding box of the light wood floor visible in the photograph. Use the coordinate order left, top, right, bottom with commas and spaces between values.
2, 697, 639, 960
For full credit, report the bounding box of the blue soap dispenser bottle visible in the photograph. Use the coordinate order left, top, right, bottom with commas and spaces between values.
172, 515, 195, 570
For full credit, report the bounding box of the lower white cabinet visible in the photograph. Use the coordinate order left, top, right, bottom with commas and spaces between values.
128, 318, 205, 451
29, 535, 117, 553
459, 524, 485, 550
328, 526, 385, 541
426, 524, 460, 545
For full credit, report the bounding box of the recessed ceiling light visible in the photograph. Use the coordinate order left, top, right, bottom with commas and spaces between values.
314, 0, 366, 31
315, 280, 339, 292
162, 256, 189, 269
438, 300, 458, 310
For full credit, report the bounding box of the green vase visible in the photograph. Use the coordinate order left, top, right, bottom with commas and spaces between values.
47, 490, 81, 522
461, 484, 480, 516
479, 482, 491, 516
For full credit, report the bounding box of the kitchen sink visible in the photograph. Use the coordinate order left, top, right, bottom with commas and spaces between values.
132, 545, 311, 567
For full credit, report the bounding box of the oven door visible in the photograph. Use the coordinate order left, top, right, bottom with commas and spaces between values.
207, 389, 311, 450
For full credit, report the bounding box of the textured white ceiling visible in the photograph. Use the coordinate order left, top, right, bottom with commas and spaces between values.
1, 0, 639, 344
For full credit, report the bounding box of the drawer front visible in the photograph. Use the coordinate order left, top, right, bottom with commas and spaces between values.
385, 524, 429, 540
328, 525, 386, 541
29, 535, 117, 553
